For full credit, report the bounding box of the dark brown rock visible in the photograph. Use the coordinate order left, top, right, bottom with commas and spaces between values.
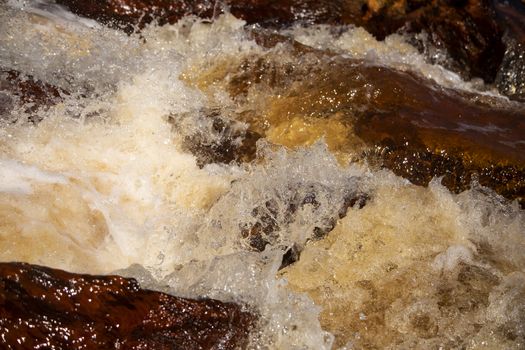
240, 190, 369, 253
53, 0, 353, 31
494, 0, 525, 102
0, 69, 66, 123
53, 0, 508, 85
212, 44, 525, 205
0, 262, 255, 350
169, 109, 261, 167
346, 65, 525, 204
326, 62, 525, 204
401, 0, 505, 83
54, 0, 216, 33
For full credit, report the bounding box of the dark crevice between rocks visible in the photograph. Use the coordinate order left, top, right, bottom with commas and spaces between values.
0, 262, 256, 350
280, 244, 302, 270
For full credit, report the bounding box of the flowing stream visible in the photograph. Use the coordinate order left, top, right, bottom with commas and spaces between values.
1, 2, 524, 349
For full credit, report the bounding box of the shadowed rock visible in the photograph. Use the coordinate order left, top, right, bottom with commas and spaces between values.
241, 188, 369, 256
494, 0, 525, 102
0, 262, 255, 350
400, 0, 504, 83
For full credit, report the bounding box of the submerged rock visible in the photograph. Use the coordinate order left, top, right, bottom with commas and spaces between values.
241, 191, 369, 254
191, 39, 525, 205
0, 69, 65, 123
169, 109, 261, 167
0, 262, 254, 349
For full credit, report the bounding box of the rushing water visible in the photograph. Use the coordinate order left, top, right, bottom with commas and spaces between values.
1, 2, 524, 349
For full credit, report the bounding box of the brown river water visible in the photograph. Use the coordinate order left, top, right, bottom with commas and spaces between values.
0, 1, 524, 348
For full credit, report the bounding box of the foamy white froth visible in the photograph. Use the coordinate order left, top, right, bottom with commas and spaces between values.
0, 3, 524, 349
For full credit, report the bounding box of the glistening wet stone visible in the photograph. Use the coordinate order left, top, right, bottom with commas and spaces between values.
0, 262, 255, 350
207, 48, 525, 206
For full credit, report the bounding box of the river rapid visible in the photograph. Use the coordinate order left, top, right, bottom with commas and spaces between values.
1, 2, 524, 349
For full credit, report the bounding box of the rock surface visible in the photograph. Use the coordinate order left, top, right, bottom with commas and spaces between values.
0, 262, 254, 350
52, 0, 522, 92
494, 0, 525, 102
192, 39, 525, 205
0, 69, 65, 122
169, 109, 261, 167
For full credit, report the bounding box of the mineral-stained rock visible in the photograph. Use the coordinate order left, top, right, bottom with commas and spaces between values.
195, 43, 525, 205
0, 262, 254, 350
0, 69, 65, 122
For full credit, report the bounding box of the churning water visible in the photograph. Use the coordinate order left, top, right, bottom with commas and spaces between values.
0, 2, 524, 348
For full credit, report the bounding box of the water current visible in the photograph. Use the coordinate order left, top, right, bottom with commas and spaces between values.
0, 1, 524, 348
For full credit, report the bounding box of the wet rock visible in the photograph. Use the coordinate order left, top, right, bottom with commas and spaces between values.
169, 109, 261, 167
344, 65, 525, 205
347, 65, 525, 204
0, 69, 65, 123
241, 189, 369, 253
399, 0, 504, 83
494, 0, 525, 102
208, 48, 525, 205
54, 0, 215, 33
54, 0, 508, 85
0, 262, 254, 349
277, 193, 368, 269
53, 0, 354, 31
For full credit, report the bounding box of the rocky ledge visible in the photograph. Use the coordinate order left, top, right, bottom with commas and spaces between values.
0, 262, 254, 349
